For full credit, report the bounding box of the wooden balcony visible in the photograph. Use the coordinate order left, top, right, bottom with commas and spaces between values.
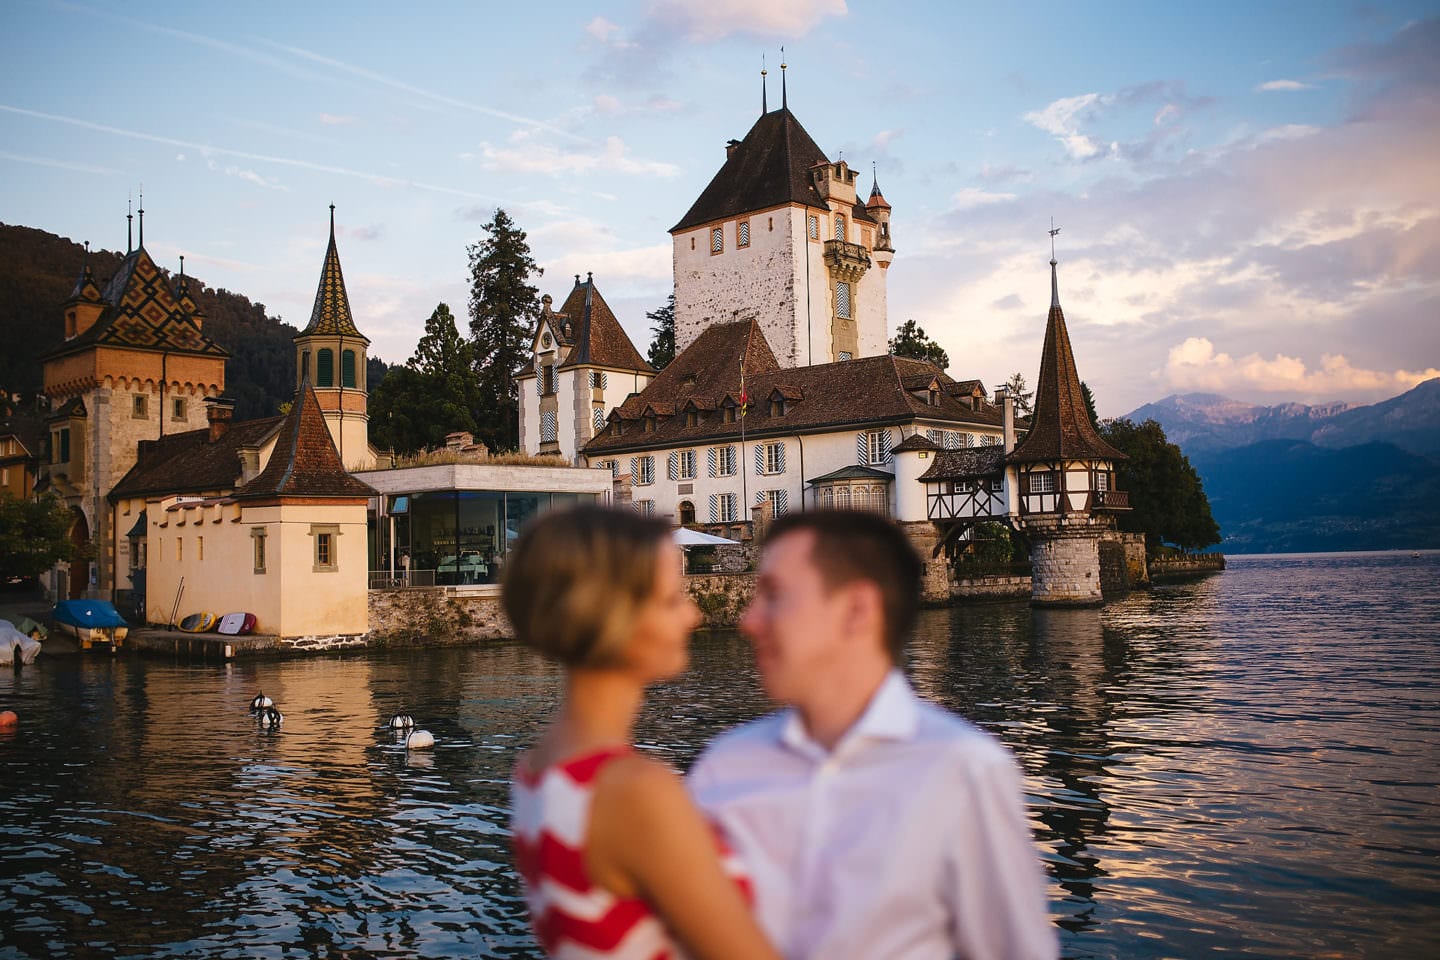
1094, 489, 1130, 511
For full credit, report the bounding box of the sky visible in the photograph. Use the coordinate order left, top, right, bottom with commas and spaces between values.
2, 1, 1437, 418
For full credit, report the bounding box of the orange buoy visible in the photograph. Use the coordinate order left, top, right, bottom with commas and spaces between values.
0, 710, 18, 729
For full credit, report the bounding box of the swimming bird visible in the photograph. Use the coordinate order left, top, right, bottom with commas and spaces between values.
258, 705, 284, 728
389, 713, 414, 729
250, 692, 273, 711
405, 729, 435, 750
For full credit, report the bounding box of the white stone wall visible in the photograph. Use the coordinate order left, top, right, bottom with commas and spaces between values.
1027, 526, 1104, 605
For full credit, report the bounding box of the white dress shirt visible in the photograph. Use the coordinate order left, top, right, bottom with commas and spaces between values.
689, 671, 1058, 960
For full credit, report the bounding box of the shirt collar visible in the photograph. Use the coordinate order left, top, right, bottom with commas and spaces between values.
779, 669, 919, 760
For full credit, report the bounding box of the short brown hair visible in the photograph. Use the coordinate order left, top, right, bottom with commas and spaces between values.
763, 510, 921, 663
502, 504, 672, 668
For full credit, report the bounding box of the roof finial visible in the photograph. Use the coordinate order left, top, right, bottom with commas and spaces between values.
137, 184, 145, 250
127, 195, 133, 254
574, 273, 581, 285
179, 254, 185, 279
329, 203, 336, 240
780, 47, 787, 108
761, 53, 768, 114
1048, 219, 1062, 308
84, 240, 90, 256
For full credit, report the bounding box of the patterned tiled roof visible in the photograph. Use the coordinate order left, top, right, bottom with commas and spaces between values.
672, 108, 874, 232
919, 447, 1007, 481
297, 211, 368, 342
552, 276, 651, 372
1008, 261, 1126, 464
584, 321, 1015, 455
234, 380, 377, 500
43, 248, 229, 361
107, 415, 284, 502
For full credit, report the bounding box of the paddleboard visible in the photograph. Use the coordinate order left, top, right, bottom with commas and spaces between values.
216, 612, 256, 636
178, 612, 216, 633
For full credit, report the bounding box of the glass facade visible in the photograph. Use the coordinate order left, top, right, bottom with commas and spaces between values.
371, 490, 596, 586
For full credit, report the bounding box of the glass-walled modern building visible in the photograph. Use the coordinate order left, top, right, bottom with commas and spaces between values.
354, 463, 614, 587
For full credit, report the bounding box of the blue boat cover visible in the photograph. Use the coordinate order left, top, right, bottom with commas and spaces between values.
53, 600, 129, 629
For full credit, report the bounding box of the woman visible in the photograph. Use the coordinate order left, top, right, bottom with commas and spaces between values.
505, 506, 779, 960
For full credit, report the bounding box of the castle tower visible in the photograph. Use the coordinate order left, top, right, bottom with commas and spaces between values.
41, 224, 229, 599
1007, 256, 1129, 606
669, 104, 892, 368
293, 206, 375, 470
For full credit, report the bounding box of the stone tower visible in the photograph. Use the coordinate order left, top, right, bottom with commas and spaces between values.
293, 206, 374, 470
41, 223, 228, 599
1007, 257, 1129, 606
669, 103, 893, 369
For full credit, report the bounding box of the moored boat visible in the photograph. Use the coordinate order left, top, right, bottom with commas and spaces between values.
1, 619, 43, 665
52, 600, 129, 651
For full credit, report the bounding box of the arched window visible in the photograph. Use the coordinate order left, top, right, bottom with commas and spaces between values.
342, 350, 357, 388
317, 348, 334, 387
678, 501, 696, 525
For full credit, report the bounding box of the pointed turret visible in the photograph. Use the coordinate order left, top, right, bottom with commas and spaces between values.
867, 169, 894, 261
234, 378, 377, 501
556, 273, 651, 372
292, 206, 373, 469
63, 245, 106, 340
1008, 259, 1125, 465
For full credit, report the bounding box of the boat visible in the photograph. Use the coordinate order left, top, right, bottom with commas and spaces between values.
178, 612, 217, 633
52, 600, 129, 651
1, 620, 43, 665
216, 612, 256, 636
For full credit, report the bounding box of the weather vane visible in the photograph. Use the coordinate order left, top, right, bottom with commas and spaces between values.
1049, 218, 1061, 261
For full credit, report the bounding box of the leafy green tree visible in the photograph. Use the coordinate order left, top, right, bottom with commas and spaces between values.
888, 319, 949, 371
1100, 417, 1221, 554
646, 294, 676, 370
1005, 372, 1034, 416
467, 209, 541, 452
370, 303, 479, 455
0, 492, 81, 579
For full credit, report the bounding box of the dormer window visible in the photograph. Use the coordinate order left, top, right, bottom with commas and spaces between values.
770, 399, 785, 417
686, 410, 700, 428
643, 416, 656, 433
723, 404, 737, 424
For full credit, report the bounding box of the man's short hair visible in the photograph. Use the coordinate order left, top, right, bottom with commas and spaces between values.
763, 510, 922, 663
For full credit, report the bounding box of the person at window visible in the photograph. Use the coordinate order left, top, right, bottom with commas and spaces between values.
505, 506, 778, 960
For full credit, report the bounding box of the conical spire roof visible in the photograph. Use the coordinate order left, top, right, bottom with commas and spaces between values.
297, 207, 368, 342
1008, 260, 1126, 464
235, 378, 377, 500
555, 274, 651, 372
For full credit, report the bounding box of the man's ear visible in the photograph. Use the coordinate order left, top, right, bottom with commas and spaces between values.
839, 579, 885, 647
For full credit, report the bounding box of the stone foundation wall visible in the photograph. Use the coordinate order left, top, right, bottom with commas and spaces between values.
1027, 526, 1104, 606
280, 633, 370, 653
900, 522, 951, 605
1098, 539, 1132, 598
1150, 554, 1226, 579
950, 575, 1030, 600
367, 588, 514, 646
684, 573, 756, 629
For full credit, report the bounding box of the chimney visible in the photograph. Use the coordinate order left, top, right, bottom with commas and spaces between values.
205, 396, 235, 442
996, 387, 1015, 453
725, 139, 742, 159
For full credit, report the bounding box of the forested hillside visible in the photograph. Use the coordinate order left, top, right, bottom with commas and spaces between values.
0, 223, 389, 419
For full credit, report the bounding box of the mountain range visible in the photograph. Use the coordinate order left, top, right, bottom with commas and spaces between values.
1120, 381, 1440, 553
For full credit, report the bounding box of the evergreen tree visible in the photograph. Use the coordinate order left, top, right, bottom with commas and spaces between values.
467, 210, 541, 452
646, 294, 676, 370
1100, 417, 1222, 554
370, 303, 479, 455
888, 319, 950, 371
1081, 381, 1099, 430
1005, 372, 1034, 416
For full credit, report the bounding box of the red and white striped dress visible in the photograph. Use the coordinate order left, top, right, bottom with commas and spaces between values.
511, 747, 752, 959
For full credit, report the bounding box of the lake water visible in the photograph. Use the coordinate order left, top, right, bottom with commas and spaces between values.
2, 551, 1438, 959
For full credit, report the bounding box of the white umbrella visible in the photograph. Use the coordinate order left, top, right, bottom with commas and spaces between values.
672, 528, 739, 546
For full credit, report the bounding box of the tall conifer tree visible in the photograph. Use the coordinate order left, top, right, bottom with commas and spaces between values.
467, 210, 541, 451
646, 294, 676, 370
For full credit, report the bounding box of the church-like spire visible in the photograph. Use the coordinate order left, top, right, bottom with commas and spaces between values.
1008, 250, 1125, 464
297, 204, 368, 341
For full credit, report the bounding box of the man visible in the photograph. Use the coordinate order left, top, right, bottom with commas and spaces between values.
689, 511, 1057, 959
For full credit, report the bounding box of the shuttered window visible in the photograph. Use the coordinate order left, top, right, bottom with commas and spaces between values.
835, 281, 851, 319
317, 348, 334, 387
738, 220, 750, 247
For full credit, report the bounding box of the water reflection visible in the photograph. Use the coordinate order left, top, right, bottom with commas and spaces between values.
2, 553, 1438, 959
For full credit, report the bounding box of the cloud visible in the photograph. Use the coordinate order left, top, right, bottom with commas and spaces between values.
1024, 92, 1110, 160
951, 188, 1017, 210
205, 157, 286, 191
870, 129, 903, 150
0, 150, 117, 175
1159, 337, 1440, 396
645, 0, 848, 42
319, 113, 354, 126
476, 136, 679, 178
586, 16, 623, 43
593, 94, 622, 114
346, 224, 383, 242
1255, 79, 1312, 92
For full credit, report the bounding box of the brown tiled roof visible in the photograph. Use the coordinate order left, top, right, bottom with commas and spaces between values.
42, 248, 230, 362
235, 380, 377, 500
296, 212, 368, 342
108, 416, 284, 502
1008, 261, 1126, 464
919, 447, 1007, 481
584, 328, 1012, 455
892, 434, 941, 453
808, 464, 894, 483
672, 108, 873, 232
552, 276, 651, 372
0, 412, 45, 457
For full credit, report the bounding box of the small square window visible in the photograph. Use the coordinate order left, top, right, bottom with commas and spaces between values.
311, 524, 340, 572
172, 397, 187, 421
132, 395, 148, 419
738, 221, 750, 247
711, 226, 724, 254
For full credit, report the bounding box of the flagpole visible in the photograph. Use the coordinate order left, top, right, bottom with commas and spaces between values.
739, 352, 747, 522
